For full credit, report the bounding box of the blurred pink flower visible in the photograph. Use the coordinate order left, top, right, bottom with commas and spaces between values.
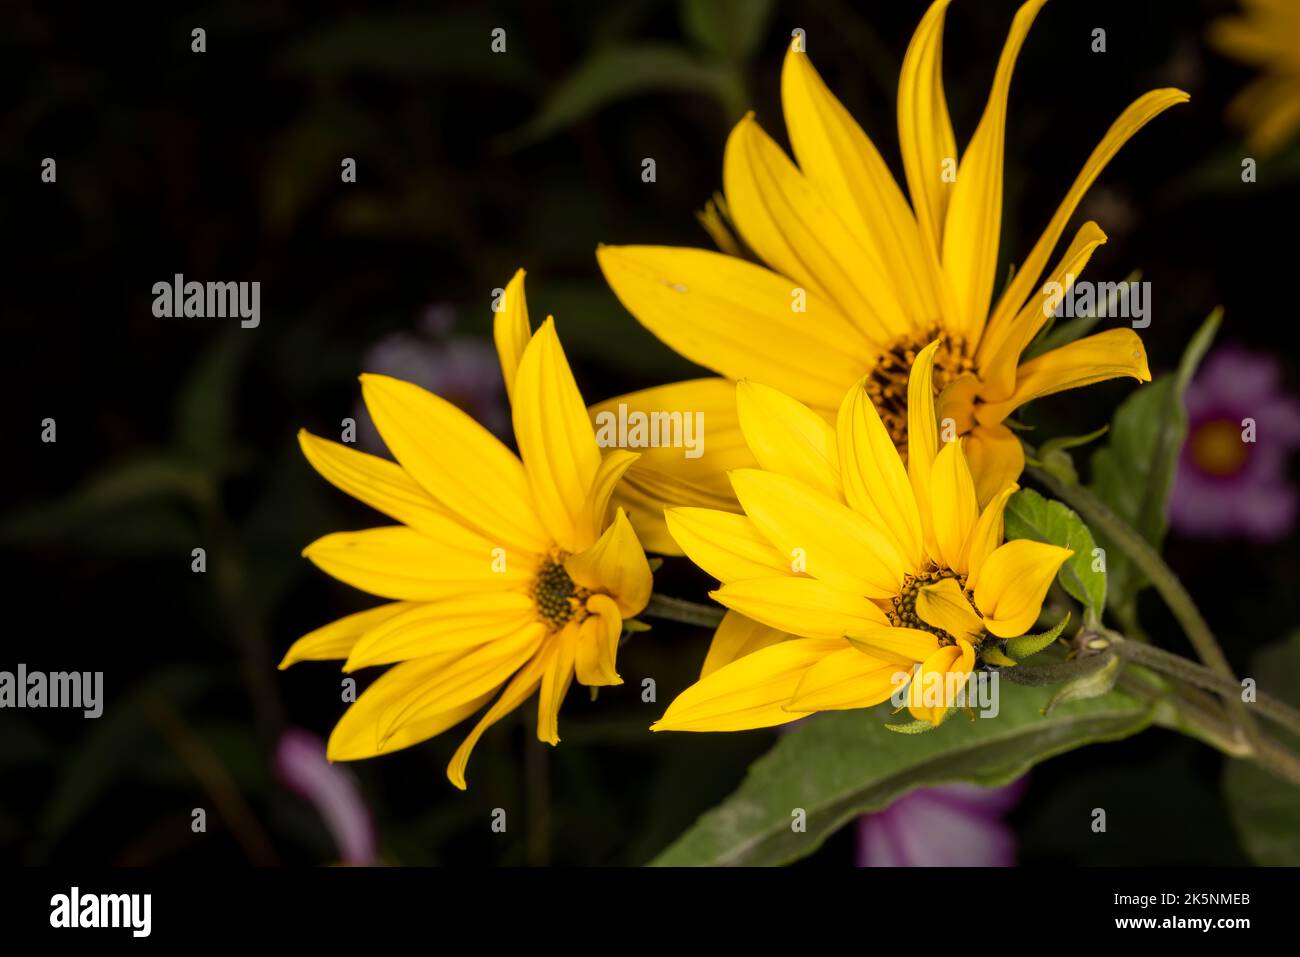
1170, 345, 1300, 541
274, 727, 377, 866
856, 778, 1026, 867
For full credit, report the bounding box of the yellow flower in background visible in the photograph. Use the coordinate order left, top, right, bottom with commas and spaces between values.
1210, 0, 1300, 155
598, 0, 1184, 546
652, 341, 1072, 732
282, 270, 653, 789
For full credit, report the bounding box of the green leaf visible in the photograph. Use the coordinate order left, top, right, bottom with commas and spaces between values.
500, 45, 735, 149
1044, 653, 1120, 714
1003, 488, 1107, 624
1089, 309, 1221, 617
650, 682, 1152, 866
679, 0, 775, 61
1005, 612, 1071, 661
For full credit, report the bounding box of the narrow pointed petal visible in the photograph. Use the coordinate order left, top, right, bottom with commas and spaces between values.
898, 0, 958, 259
575, 450, 640, 552
788, 646, 906, 711
928, 439, 979, 572
343, 592, 537, 671
975, 540, 1073, 638
575, 594, 623, 687
844, 625, 942, 665
712, 577, 889, 641
361, 374, 550, 552
700, 610, 789, 678
964, 425, 1025, 508
564, 508, 652, 618
907, 639, 974, 725
737, 380, 841, 500
280, 602, 414, 668
511, 317, 601, 551
907, 340, 943, 555
447, 647, 551, 790
652, 638, 847, 732
493, 268, 531, 403
964, 485, 1018, 592
538, 624, 579, 744
665, 507, 789, 584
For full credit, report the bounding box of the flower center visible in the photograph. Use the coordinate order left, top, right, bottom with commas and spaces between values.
888, 567, 983, 646
1188, 418, 1248, 477
532, 555, 590, 629
866, 326, 976, 452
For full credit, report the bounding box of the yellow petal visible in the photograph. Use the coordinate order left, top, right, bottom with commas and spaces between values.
780, 47, 939, 323
836, 377, 924, 570
538, 623, 579, 745
700, 610, 789, 679
511, 317, 601, 552
575, 593, 623, 686
712, 577, 888, 641
974, 539, 1072, 638
964, 424, 1025, 508
941, 0, 1046, 340
576, 449, 640, 552
596, 245, 870, 410
651, 638, 847, 732
361, 373, 550, 552
303, 526, 534, 601
447, 644, 551, 790
788, 645, 907, 711
328, 659, 493, 763
898, 0, 957, 260
664, 507, 789, 584
915, 577, 984, 643
976, 328, 1151, 426
907, 639, 974, 725
843, 625, 942, 665
723, 113, 909, 344
279, 602, 414, 668
343, 591, 537, 671
564, 508, 652, 618
963, 485, 1018, 592
928, 439, 979, 571
987, 88, 1189, 332
493, 268, 531, 403
907, 340, 943, 556
736, 380, 841, 500
730, 468, 905, 598
977, 221, 1108, 400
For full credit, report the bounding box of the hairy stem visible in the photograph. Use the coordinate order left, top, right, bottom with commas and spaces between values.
643, 593, 725, 628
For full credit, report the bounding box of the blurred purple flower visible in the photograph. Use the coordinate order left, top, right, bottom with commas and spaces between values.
353, 302, 507, 455
856, 778, 1026, 867
275, 728, 377, 866
1169, 345, 1300, 541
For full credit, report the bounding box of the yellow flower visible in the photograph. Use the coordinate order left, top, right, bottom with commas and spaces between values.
652, 341, 1072, 732
282, 270, 653, 789
1210, 0, 1300, 155
596, 0, 1184, 544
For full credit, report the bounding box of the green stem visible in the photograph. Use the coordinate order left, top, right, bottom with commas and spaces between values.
643, 594, 725, 628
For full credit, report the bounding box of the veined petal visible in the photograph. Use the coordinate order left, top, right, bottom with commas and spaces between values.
665, 507, 789, 584
836, 378, 924, 570
723, 113, 909, 344
788, 645, 906, 711
928, 439, 979, 571
976, 328, 1151, 426
712, 577, 889, 641
564, 508, 652, 618
908, 340, 943, 555
512, 317, 601, 552
780, 47, 939, 323
700, 610, 789, 678
538, 623, 579, 745
964, 424, 1025, 508
730, 469, 905, 598
493, 268, 531, 403
737, 380, 841, 500
575, 594, 623, 687
651, 638, 847, 732
964, 485, 1018, 592
941, 0, 1046, 340
844, 625, 942, 665
447, 643, 551, 790
915, 577, 984, 643
576, 449, 640, 552
328, 658, 493, 763
280, 602, 414, 668
975, 539, 1072, 638
304, 527, 534, 601
361, 374, 550, 552
977, 221, 1108, 400
343, 591, 537, 672
898, 0, 958, 260
987, 88, 1189, 331
596, 245, 870, 410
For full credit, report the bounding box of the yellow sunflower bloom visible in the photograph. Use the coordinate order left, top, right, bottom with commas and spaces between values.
1210, 0, 1300, 155
282, 270, 653, 789
597, 0, 1185, 545
652, 341, 1072, 732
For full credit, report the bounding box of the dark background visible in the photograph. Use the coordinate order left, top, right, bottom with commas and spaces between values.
2, 0, 1295, 865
